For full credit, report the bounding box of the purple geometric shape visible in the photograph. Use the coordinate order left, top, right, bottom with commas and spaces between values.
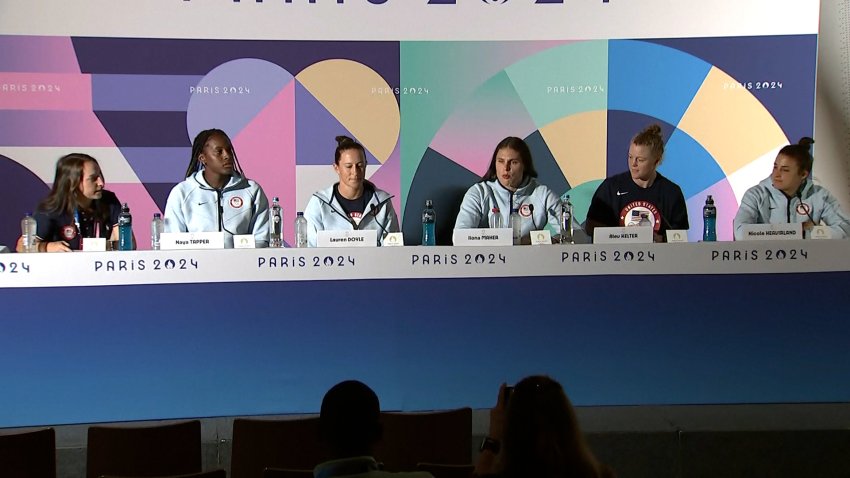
92, 74, 203, 112
295, 80, 361, 166
0, 154, 51, 248
118, 147, 190, 183
71, 38, 399, 89
94, 111, 188, 147
186, 59, 294, 142
0, 36, 80, 73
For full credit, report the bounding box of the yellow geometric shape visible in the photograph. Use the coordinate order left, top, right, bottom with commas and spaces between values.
539, 110, 608, 186
296, 59, 399, 163
677, 67, 789, 176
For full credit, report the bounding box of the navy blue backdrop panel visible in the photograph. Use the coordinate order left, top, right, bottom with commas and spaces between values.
2, 272, 849, 427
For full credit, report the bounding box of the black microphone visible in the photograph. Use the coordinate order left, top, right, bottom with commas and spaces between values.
526, 204, 541, 231
796, 191, 816, 225
370, 202, 391, 246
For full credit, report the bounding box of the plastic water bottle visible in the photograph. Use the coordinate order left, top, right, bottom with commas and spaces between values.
560, 196, 574, 244
490, 207, 503, 229
21, 212, 37, 253
150, 213, 163, 250
510, 207, 522, 245
422, 199, 436, 246
270, 196, 282, 248
295, 212, 308, 248
118, 203, 133, 251
703, 195, 717, 242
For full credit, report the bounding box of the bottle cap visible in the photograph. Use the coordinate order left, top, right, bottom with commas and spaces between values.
492, 207, 500, 213
153, 213, 161, 218
297, 212, 304, 216
425, 199, 433, 207
273, 196, 279, 202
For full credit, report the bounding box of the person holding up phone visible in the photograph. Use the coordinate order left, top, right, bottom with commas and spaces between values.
474, 376, 615, 478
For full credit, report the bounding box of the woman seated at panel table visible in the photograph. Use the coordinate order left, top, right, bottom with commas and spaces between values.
303, 135, 400, 247
474, 375, 616, 478
163, 128, 270, 248
585, 124, 689, 242
16, 153, 133, 252
733, 137, 850, 240
454, 136, 583, 244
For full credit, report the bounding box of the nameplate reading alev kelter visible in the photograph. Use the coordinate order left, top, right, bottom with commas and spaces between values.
160, 232, 225, 250
452, 228, 512, 246
740, 223, 802, 241
593, 226, 653, 244
317, 229, 378, 248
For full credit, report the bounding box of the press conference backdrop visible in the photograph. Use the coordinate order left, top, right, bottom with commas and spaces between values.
0, 0, 823, 247
1, 0, 845, 428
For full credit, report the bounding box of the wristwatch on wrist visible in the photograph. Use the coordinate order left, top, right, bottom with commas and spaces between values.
479, 436, 501, 454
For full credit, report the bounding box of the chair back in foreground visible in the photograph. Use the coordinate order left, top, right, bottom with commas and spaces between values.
101, 471, 226, 478
416, 463, 474, 478
0, 427, 56, 478
86, 420, 201, 478
231, 417, 324, 478
262, 468, 313, 478
375, 408, 472, 472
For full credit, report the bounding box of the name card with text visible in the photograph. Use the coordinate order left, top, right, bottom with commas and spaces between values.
160, 232, 225, 250
593, 226, 653, 244
452, 228, 513, 246
317, 229, 377, 248
740, 223, 802, 241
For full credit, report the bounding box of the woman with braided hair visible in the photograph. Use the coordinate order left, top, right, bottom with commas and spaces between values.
163, 129, 271, 248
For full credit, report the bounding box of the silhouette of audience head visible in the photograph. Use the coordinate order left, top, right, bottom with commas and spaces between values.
319, 380, 383, 459
502, 375, 613, 478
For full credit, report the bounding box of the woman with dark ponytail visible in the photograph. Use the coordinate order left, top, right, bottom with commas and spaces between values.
303, 135, 399, 247
733, 137, 850, 239
163, 129, 270, 248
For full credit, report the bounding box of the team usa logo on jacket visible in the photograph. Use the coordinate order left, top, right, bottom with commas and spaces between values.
620, 201, 661, 231
229, 197, 243, 209
519, 204, 532, 217
62, 225, 77, 240
796, 202, 811, 216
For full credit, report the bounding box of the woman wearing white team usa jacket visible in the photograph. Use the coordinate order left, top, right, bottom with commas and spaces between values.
304, 135, 400, 247
733, 137, 850, 240
164, 129, 270, 248
454, 136, 585, 244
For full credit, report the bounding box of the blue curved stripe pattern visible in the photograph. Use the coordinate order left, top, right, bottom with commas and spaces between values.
608, 40, 712, 127
660, 128, 726, 198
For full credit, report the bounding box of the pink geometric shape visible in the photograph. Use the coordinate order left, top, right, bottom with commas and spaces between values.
0, 111, 116, 147
0, 73, 92, 110
687, 179, 738, 242
107, 183, 161, 250
232, 81, 296, 244
0, 36, 81, 73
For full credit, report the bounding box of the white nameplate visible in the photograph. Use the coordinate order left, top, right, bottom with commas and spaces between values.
317, 229, 377, 248
593, 226, 653, 244
530, 230, 552, 245
807, 225, 832, 240
160, 231, 225, 250
383, 232, 405, 247
452, 228, 512, 246
233, 234, 256, 249
82, 237, 107, 251
740, 223, 802, 241
666, 230, 689, 243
